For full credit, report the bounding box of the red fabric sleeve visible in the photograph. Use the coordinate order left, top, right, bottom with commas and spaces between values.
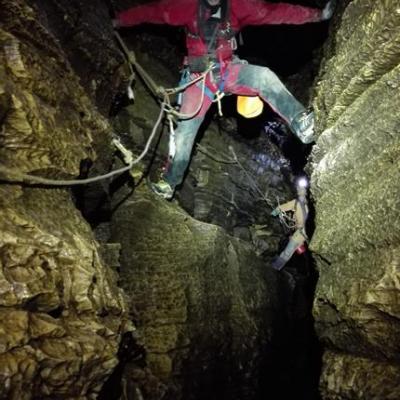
116, 0, 195, 27
235, 0, 322, 26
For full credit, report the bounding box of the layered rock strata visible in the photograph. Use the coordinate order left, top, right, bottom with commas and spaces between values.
310, 1, 400, 398
0, 1, 129, 398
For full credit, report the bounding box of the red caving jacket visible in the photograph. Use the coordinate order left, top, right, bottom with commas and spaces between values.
117, 0, 322, 64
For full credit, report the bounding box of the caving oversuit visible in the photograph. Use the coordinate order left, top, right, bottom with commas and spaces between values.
115, 0, 331, 198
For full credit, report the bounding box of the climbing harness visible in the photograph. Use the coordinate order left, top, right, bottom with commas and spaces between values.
197, 65, 228, 117
275, 198, 310, 252
176, 67, 191, 108
183, 1, 237, 117
277, 201, 308, 233
277, 208, 297, 231
0, 31, 214, 187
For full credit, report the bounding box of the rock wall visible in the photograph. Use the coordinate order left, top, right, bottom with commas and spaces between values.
27, 0, 127, 115
0, 1, 129, 398
110, 186, 282, 400
310, 0, 400, 398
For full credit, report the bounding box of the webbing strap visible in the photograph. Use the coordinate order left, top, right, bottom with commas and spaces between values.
199, 66, 228, 101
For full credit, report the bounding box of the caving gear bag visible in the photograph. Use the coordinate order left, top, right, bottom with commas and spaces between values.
237, 95, 264, 118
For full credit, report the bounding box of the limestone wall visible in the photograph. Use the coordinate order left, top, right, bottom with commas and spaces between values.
111, 187, 281, 400
0, 1, 129, 398
310, 1, 400, 398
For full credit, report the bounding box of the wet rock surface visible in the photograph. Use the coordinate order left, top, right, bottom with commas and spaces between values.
0, 1, 129, 398
310, 0, 400, 398
110, 186, 281, 400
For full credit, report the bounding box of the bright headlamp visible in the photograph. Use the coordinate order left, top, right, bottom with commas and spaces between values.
297, 177, 308, 189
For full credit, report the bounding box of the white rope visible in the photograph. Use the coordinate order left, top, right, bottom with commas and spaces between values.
213, 90, 225, 117
0, 31, 216, 187
0, 101, 167, 186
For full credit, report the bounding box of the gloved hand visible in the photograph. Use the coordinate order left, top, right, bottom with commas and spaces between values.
271, 208, 280, 217
321, 0, 336, 21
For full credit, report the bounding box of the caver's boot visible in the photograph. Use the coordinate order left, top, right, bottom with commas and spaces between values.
271, 255, 288, 271
291, 111, 316, 144
149, 178, 174, 200
271, 238, 299, 270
